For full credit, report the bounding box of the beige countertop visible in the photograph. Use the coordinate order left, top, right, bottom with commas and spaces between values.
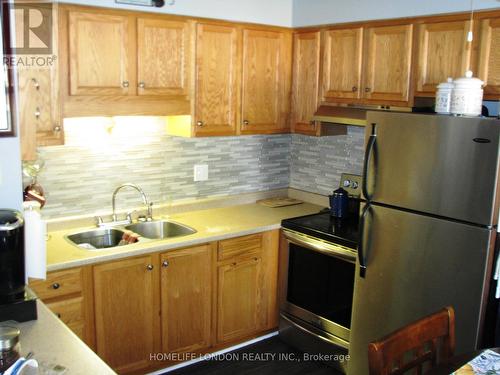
18, 300, 115, 374
46, 202, 323, 271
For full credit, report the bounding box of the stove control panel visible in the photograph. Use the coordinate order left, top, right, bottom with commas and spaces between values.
340, 173, 362, 198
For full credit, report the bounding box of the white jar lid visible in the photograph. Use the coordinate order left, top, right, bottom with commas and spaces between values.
437, 77, 454, 90
453, 70, 484, 89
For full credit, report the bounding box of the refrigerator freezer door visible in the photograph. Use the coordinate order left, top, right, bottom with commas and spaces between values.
364, 112, 500, 226
349, 203, 495, 375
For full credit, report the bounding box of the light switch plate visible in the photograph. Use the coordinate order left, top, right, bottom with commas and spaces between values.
194, 164, 208, 182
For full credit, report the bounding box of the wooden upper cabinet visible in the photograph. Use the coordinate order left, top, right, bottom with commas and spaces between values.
321, 27, 363, 102
241, 29, 291, 134
17, 4, 62, 161
160, 245, 212, 354
68, 11, 133, 96
137, 18, 190, 97
93, 255, 159, 374
291, 31, 321, 135
363, 24, 413, 103
477, 16, 500, 98
18, 68, 63, 160
416, 20, 471, 96
194, 23, 239, 136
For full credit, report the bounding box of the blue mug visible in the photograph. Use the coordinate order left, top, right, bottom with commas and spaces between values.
329, 187, 349, 218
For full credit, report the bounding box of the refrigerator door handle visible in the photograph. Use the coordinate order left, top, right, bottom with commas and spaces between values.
359, 203, 371, 278
362, 123, 377, 201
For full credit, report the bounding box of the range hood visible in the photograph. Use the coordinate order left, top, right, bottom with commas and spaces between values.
312, 105, 412, 126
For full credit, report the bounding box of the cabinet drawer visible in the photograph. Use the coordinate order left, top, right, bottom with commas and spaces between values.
218, 234, 262, 261
30, 268, 83, 300
46, 296, 84, 326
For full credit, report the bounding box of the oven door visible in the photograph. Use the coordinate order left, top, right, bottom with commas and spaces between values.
280, 229, 357, 348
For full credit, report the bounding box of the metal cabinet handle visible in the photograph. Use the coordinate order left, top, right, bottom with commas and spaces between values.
138, 81, 145, 89
54, 125, 61, 133
243, 120, 249, 126
31, 78, 40, 90
34, 107, 41, 119
52, 283, 60, 290
146, 264, 154, 271
196, 121, 203, 127
352, 86, 358, 92
365, 87, 371, 92
162, 260, 169, 268
122, 81, 129, 88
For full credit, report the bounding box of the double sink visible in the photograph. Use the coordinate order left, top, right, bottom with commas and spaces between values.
66, 220, 197, 251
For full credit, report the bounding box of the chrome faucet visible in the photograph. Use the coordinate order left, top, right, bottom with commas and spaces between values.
111, 183, 153, 222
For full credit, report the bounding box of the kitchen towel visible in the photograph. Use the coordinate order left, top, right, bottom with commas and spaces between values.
23, 201, 46, 282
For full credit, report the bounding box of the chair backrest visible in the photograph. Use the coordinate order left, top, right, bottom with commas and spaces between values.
368, 306, 455, 375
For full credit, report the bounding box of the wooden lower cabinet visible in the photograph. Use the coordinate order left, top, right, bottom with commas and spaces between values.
93, 255, 160, 374
160, 244, 213, 354
39, 231, 279, 374
29, 266, 95, 350
215, 230, 280, 344
217, 256, 263, 343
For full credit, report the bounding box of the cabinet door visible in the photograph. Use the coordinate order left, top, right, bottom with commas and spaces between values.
160, 245, 212, 354
477, 17, 500, 98
17, 4, 62, 161
291, 31, 321, 135
68, 11, 132, 96
363, 24, 413, 104
241, 29, 291, 134
321, 28, 363, 102
137, 18, 190, 97
93, 256, 159, 373
18, 68, 62, 160
416, 20, 471, 95
194, 23, 239, 136
217, 257, 262, 343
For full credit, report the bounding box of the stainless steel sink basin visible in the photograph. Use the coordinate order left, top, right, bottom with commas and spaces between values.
66, 228, 127, 250
125, 220, 196, 239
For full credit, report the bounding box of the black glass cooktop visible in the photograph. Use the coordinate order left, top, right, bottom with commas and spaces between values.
281, 200, 360, 250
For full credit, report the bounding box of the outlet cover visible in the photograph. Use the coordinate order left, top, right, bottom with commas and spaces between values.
194, 164, 208, 182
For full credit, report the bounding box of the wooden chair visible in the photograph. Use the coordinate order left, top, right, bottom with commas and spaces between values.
368, 306, 455, 375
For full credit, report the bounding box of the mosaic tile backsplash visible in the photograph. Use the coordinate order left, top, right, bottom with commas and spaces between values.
289, 127, 365, 196
30, 117, 365, 219
32, 117, 290, 219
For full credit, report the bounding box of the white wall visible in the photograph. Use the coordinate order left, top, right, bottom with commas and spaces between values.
293, 0, 500, 27
58, 0, 294, 27
0, 136, 22, 210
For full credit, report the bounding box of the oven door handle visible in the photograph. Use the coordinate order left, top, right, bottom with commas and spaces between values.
280, 313, 349, 350
283, 229, 357, 263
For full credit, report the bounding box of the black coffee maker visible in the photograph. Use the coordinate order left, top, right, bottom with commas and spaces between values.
0, 210, 37, 322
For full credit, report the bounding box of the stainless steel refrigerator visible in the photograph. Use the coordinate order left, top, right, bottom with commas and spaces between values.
348, 111, 500, 374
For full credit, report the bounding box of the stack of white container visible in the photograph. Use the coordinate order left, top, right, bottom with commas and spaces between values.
435, 70, 484, 116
